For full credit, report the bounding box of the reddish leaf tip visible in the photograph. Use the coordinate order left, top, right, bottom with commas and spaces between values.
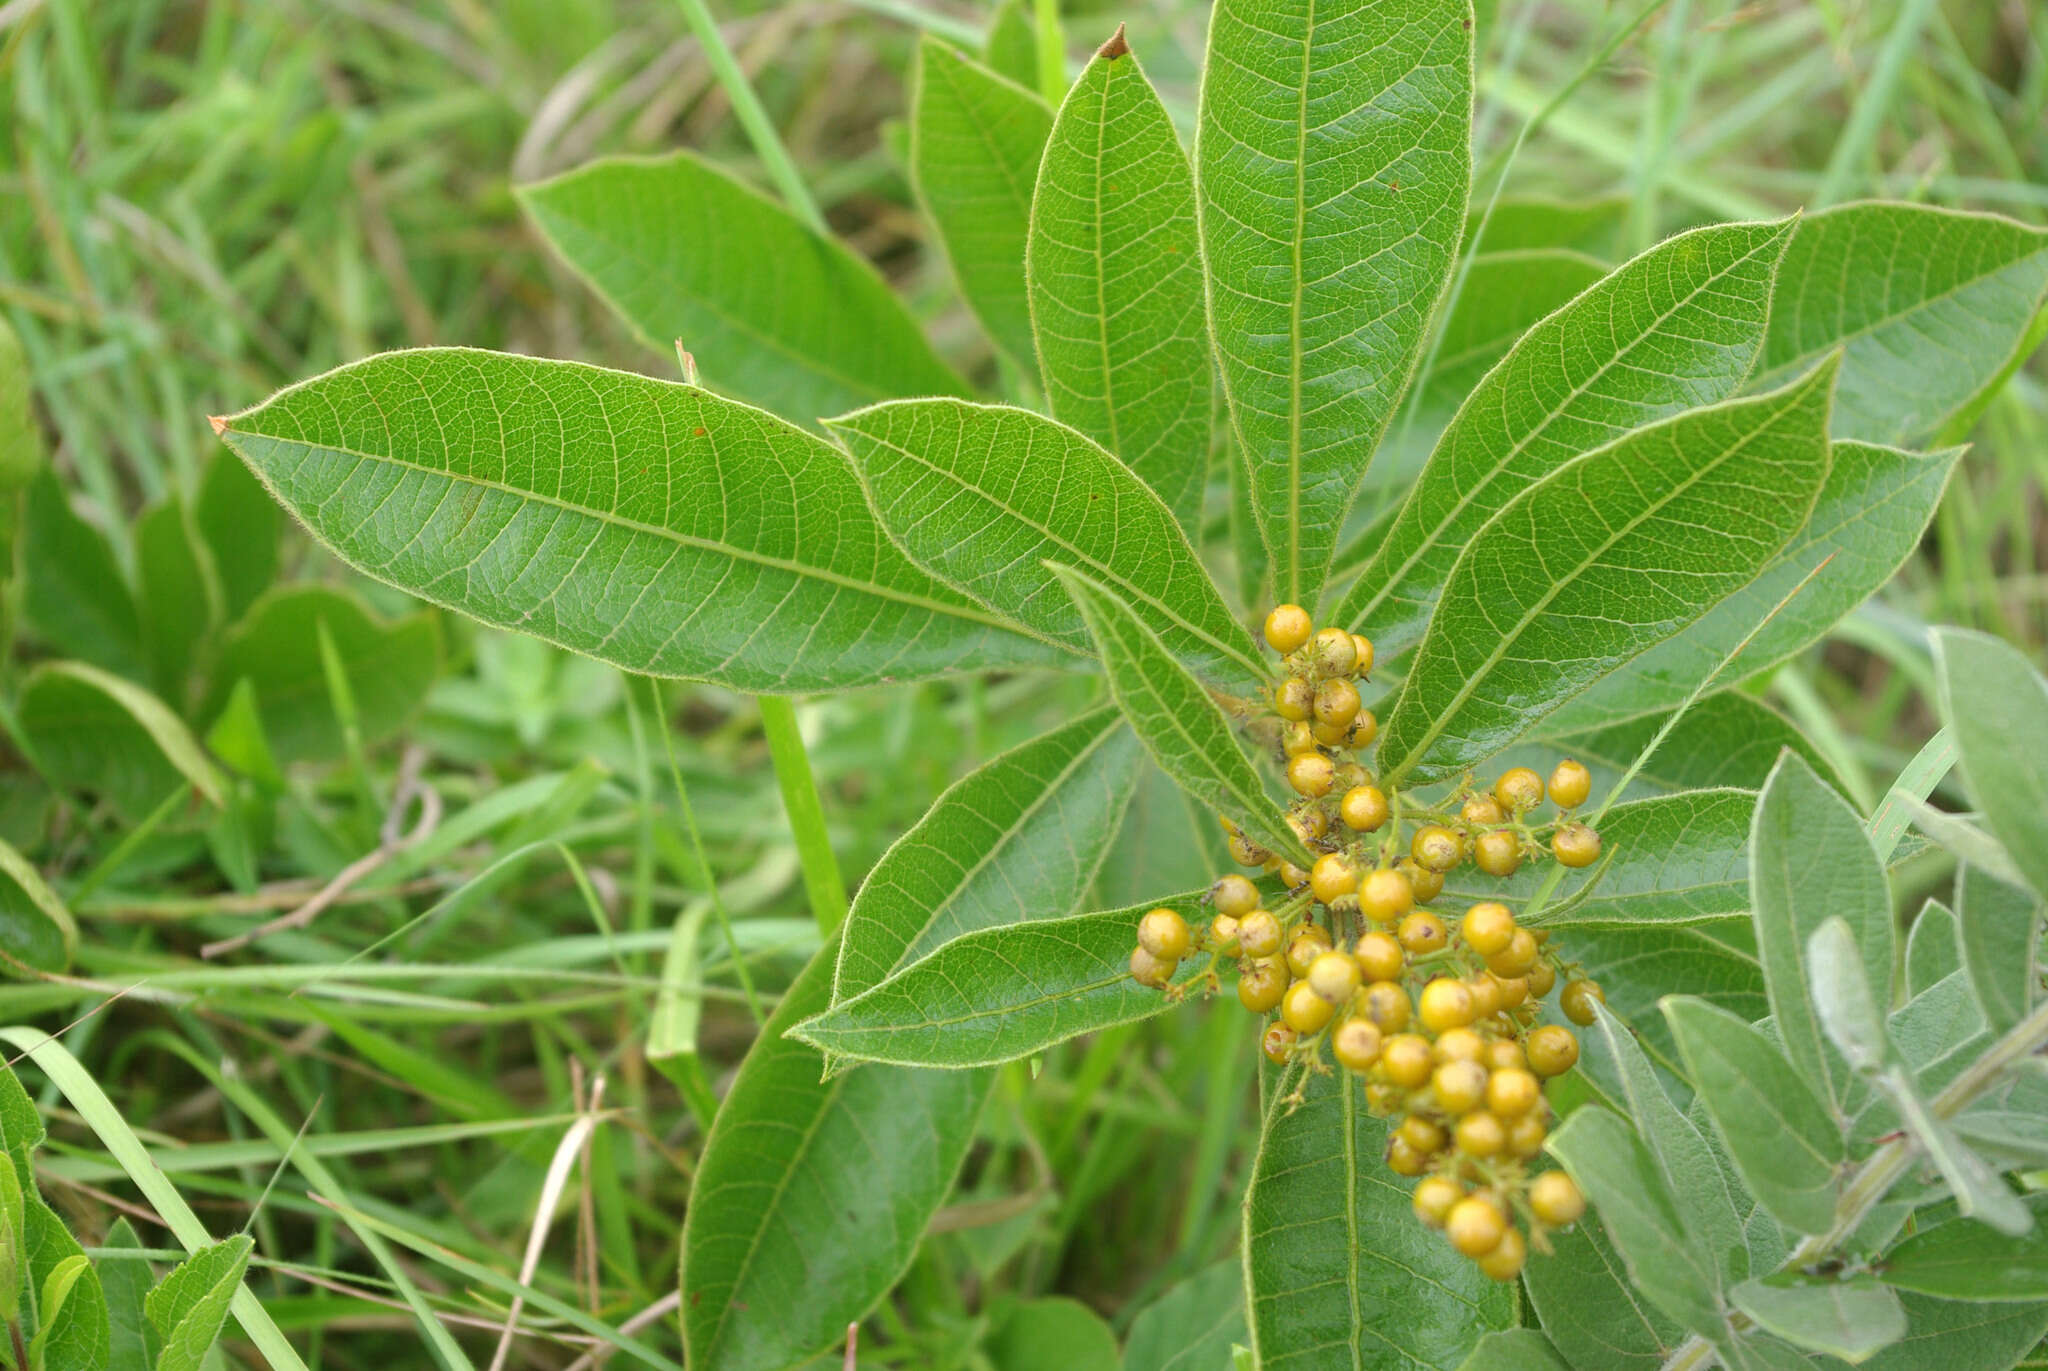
208, 414, 229, 435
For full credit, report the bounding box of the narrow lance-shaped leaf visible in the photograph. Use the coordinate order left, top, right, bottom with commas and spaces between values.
1933, 626, 2048, 901
1729, 1276, 1906, 1366
1197, 0, 1472, 610
829, 400, 1263, 688
29, 1253, 110, 1371
1523, 1212, 1685, 1370
1051, 565, 1309, 866
1028, 30, 1211, 530
1456, 1329, 1573, 1371
1338, 218, 1795, 651
1381, 358, 1838, 785
1245, 1065, 1512, 1369
214, 350, 1069, 694
911, 38, 1052, 371
1956, 864, 2041, 1036
1905, 899, 1961, 999
1528, 689, 1843, 797
18, 661, 226, 818
1561, 920, 1766, 1067
1123, 1261, 1247, 1371
1879, 1193, 2048, 1302
518, 152, 968, 422
0, 314, 38, 491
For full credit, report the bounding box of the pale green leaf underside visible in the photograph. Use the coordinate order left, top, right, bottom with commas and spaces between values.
19, 660, 226, 817
1905, 899, 1960, 999
831, 705, 1141, 1004
1198, 0, 1472, 610
1567, 920, 1765, 1065
518, 152, 967, 422
1956, 864, 2041, 1035
218, 350, 1069, 694
0, 835, 77, 975
1730, 1276, 1905, 1364
1381, 360, 1837, 785
829, 399, 1263, 687
1524, 1217, 1683, 1371
912, 39, 1051, 371
1246, 1064, 1512, 1371
1029, 39, 1211, 532
1340, 218, 1794, 650
1934, 627, 2048, 901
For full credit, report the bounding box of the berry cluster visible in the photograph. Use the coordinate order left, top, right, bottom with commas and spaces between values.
1129, 604, 1611, 1282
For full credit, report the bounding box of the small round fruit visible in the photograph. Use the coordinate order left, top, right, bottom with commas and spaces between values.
1485, 1067, 1540, 1118
1527, 1025, 1580, 1078
1398, 912, 1448, 956
1552, 822, 1602, 868
1314, 677, 1361, 730
1347, 710, 1379, 748
1279, 861, 1310, 888
1355, 931, 1404, 982
1417, 977, 1476, 1033
1288, 752, 1336, 798
1399, 858, 1445, 904
1281, 719, 1318, 756
1340, 785, 1390, 832
1487, 928, 1539, 978
1308, 950, 1363, 1004
1431, 1059, 1488, 1115
1508, 1112, 1548, 1158
1288, 804, 1325, 844
1273, 676, 1314, 722
1529, 1171, 1586, 1227
1477, 1227, 1527, 1282
1228, 832, 1269, 867
1239, 909, 1283, 959
1310, 853, 1359, 905
1381, 1033, 1434, 1088
1332, 1017, 1383, 1072
1446, 1195, 1508, 1258
1262, 1021, 1298, 1064
1208, 914, 1241, 953
1433, 1027, 1485, 1064
1351, 634, 1376, 678
1362, 980, 1413, 1033
1491, 974, 1530, 1010
1461, 794, 1506, 827
1286, 926, 1333, 979
1365, 1080, 1403, 1115
1527, 960, 1557, 998
1494, 766, 1544, 813
1237, 959, 1289, 1014
1212, 874, 1260, 918
1138, 908, 1191, 961
1561, 979, 1606, 1026
1412, 1176, 1462, 1229
1463, 974, 1503, 1020
1548, 759, 1592, 810
1461, 901, 1516, 957
1398, 1114, 1447, 1155
1332, 761, 1371, 792
1311, 626, 1357, 677
1455, 1110, 1506, 1159
1411, 825, 1462, 873
1130, 946, 1175, 988
1360, 868, 1415, 924
1385, 1135, 1428, 1177
1282, 979, 1335, 1033
1312, 717, 1352, 747
1264, 604, 1312, 654
1474, 829, 1522, 877
1485, 1038, 1527, 1072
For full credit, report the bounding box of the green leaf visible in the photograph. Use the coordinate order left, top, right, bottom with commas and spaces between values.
1455, 1328, 1572, 1371
681, 942, 988, 1371
203, 679, 282, 789
0, 837, 75, 976
1956, 865, 2041, 1035
1546, 1105, 1726, 1338
30, 1253, 109, 1371
98, 1220, 158, 1371
1664, 996, 1842, 1236
983, 0, 1038, 89
0, 314, 40, 491
214, 350, 1067, 693
1933, 627, 2048, 900
1051, 565, 1308, 866
18, 661, 226, 818
1751, 750, 1896, 1112
1524, 1214, 1685, 1370
0, 1148, 19, 1318
196, 585, 440, 766
648, 901, 710, 1085
1544, 439, 1961, 735
1809, 917, 1893, 1075
20, 468, 145, 681
830, 705, 1141, 1003
1536, 690, 1844, 797
1028, 34, 1210, 530
1756, 204, 2048, 443
829, 400, 1262, 687
1905, 899, 1961, 999
1123, 1260, 1247, 1371
146, 1235, 254, 1371
518, 152, 967, 420
1466, 194, 1628, 257
1337, 218, 1794, 651
1734, 1277, 1904, 1365
1197, 0, 1472, 610
1561, 920, 1766, 1066
912, 38, 1051, 371
985, 1296, 1120, 1371
1094, 760, 1235, 908
134, 497, 219, 709
1850, 1291, 2048, 1371
1880, 1194, 2048, 1302
1902, 802, 2027, 891
1245, 1065, 1513, 1369
1381, 361, 1838, 785
194, 447, 278, 622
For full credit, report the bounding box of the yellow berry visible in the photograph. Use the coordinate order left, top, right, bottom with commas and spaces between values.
1548, 759, 1592, 810
1262, 1021, 1297, 1064
1446, 1196, 1507, 1258
1411, 824, 1462, 873
1397, 911, 1448, 956
1129, 946, 1175, 988
1417, 977, 1476, 1033
1355, 931, 1404, 982
1380, 1033, 1433, 1088
1398, 857, 1444, 904
1495, 767, 1544, 813
1486, 1067, 1541, 1118
1282, 979, 1335, 1033
1464, 974, 1503, 1020
1431, 1059, 1488, 1114
1461, 901, 1516, 957
1351, 634, 1375, 678
1314, 677, 1361, 731
1385, 1135, 1429, 1177
1286, 925, 1333, 979
1491, 974, 1530, 1010
1208, 914, 1241, 953
1455, 1110, 1507, 1158
1340, 785, 1389, 832
1278, 860, 1310, 888
1273, 676, 1313, 722
1311, 626, 1357, 676
1289, 806, 1327, 844
1487, 928, 1539, 978
1485, 1038, 1527, 1072
1412, 1176, 1462, 1228
1398, 1113, 1447, 1155
1333, 1017, 1383, 1072
1433, 1027, 1485, 1063
1138, 908, 1191, 960
1530, 1171, 1586, 1227
1562, 979, 1605, 1026
1552, 822, 1602, 868
1461, 794, 1506, 826
1264, 604, 1312, 654
1288, 752, 1335, 798
1237, 957, 1289, 1013
1239, 909, 1283, 959
1477, 1227, 1527, 1281
1348, 710, 1379, 748
1360, 868, 1414, 924
1282, 719, 1319, 756
1212, 874, 1260, 917
1527, 1025, 1580, 1078
1228, 832, 1269, 867
1363, 980, 1413, 1034
1508, 1111, 1549, 1158
1308, 950, 1362, 1004
1528, 961, 1557, 998
1366, 1081, 1403, 1115
1310, 853, 1358, 905
1312, 716, 1352, 747
1474, 829, 1522, 877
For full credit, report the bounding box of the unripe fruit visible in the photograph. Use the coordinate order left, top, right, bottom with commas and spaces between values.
1130, 946, 1175, 987
1508, 1112, 1548, 1158
1228, 832, 1268, 867
1333, 1017, 1383, 1072
1461, 901, 1516, 956
1331, 761, 1371, 792
1381, 1033, 1433, 1087
1312, 717, 1352, 747
1278, 861, 1310, 888
1360, 868, 1414, 923
1491, 974, 1530, 1010
1310, 853, 1358, 905
1398, 912, 1448, 956
1262, 1021, 1297, 1064
1464, 974, 1503, 1019
1431, 1059, 1488, 1114
1363, 980, 1413, 1033
1308, 950, 1362, 1004
1398, 1114, 1447, 1156
1351, 634, 1375, 678
1282, 979, 1335, 1033
1552, 822, 1602, 868
1274, 676, 1313, 722
1366, 1080, 1403, 1115
1454, 1110, 1506, 1158
1238, 957, 1288, 1013
1548, 759, 1592, 809
1355, 931, 1404, 982
1561, 979, 1605, 1026
1527, 960, 1557, 998
1282, 719, 1318, 756
1474, 829, 1522, 877
1487, 928, 1539, 978
1138, 908, 1191, 960
1417, 977, 1476, 1032
1485, 1038, 1527, 1072
1239, 909, 1283, 959
1398, 858, 1445, 904
1477, 1227, 1527, 1282
1212, 874, 1261, 917
1314, 677, 1361, 730
1494, 766, 1544, 812
1433, 1027, 1485, 1063
1385, 1135, 1428, 1177
1340, 785, 1390, 832
1411, 824, 1461, 873
1264, 603, 1312, 654
1527, 1025, 1580, 1077
1412, 1176, 1461, 1228
1286, 926, 1333, 979
1446, 1196, 1507, 1257
1311, 626, 1357, 677
1289, 806, 1327, 843
1529, 1171, 1586, 1227
1461, 794, 1506, 827
1347, 710, 1379, 748
1486, 1067, 1540, 1118
1208, 914, 1241, 953
1288, 752, 1335, 798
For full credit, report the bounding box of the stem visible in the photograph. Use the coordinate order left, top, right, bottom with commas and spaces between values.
6, 1321, 21, 1371
671, 0, 827, 235
759, 697, 849, 937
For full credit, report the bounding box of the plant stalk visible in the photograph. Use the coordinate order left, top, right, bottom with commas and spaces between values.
759, 696, 849, 937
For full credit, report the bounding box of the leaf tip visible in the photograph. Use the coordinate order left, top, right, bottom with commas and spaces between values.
207, 414, 229, 436
1096, 23, 1130, 59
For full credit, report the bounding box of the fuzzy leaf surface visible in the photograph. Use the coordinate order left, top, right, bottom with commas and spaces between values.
1879, 1194, 2048, 1302
1934, 626, 2048, 900
1524, 1217, 1684, 1371
1905, 899, 1961, 999
1123, 1260, 1247, 1371
147, 1235, 254, 1371
1956, 864, 2041, 1035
